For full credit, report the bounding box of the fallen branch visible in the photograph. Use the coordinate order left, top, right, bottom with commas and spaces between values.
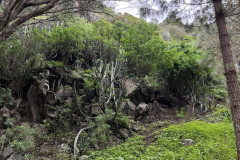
74, 126, 92, 158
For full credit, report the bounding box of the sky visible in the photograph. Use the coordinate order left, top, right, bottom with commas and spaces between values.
105, 1, 140, 18
104, 0, 194, 23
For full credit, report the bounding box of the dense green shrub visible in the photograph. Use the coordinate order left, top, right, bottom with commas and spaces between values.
0, 35, 43, 98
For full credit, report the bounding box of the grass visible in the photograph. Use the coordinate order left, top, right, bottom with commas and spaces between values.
89, 107, 237, 160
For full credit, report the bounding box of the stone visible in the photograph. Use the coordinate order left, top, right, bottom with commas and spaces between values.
58, 143, 71, 153
27, 79, 50, 122
45, 91, 56, 105
127, 84, 155, 106
155, 95, 170, 106
79, 155, 89, 160
124, 79, 137, 97
0, 129, 5, 137
132, 124, 141, 132
181, 139, 195, 146
0, 107, 10, 119
1, 147, 14, 160
47, 110, 59, 118
135, 103, 149, 119
12, 98, 23, 111
6, 153, 24, 160
122, 101, 136, 116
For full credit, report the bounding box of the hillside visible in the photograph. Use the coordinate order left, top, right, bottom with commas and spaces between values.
0, 4, 237, 160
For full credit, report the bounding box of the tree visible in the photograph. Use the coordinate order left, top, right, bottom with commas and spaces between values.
0, 0, 103, 42
213, 0, 240, 158
138, 0, 240, 158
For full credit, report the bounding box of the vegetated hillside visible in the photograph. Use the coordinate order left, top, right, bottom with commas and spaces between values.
0, 11, 230, 160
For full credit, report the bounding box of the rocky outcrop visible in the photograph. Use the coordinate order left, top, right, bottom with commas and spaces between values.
27, 79, 49, 122
135, 103, 149, 120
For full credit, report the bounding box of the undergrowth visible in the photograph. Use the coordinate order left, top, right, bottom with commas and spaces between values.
90, 107, 236, 160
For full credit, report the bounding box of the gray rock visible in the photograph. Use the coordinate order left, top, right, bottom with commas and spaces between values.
6, 153, 23, 160
0, 107, 10, 119
0, 129, 5, 137
45, 91, 56, 105
47, 110, 59, 118
132, 124, 141, 132
181, 139, 195, 146
124, 79, 137, 97
1, 147, 14, 160
58, 143, 71, 153
135, 103, 149, 119
79, 155, 89, 160
122, 101, 136, 116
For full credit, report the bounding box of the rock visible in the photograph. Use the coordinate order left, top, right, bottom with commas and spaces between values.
122, 101, 136, 116
181, 139, 195, 146
125, 79, 137, 96
47, 110, 59, 118
0, 107, 10, 119
45, 91, 56, 105
0, 129, 5, 137
27, 79, 50, 122
0, 147, 14, 160
135, 103, 149, 119
155, 95, 170, 106
6, 153, 24, 160
132, 124, 141, 132
14, 112, 22, 121
38, 79, 50, 96
152, 101, 167, 113
16, 101, 28, 115
12, 98, 23, 111
58, 143, 71, 153
127, 84, 155, 106
79, 155, 89, 160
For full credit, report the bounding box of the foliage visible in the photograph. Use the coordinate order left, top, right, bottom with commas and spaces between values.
0, 87, 14, 108
35, 19, 91, 66
0, 34, 43, 98
90, 120, 236, 159
5, 123, 35, 152
90, 135, 145, 160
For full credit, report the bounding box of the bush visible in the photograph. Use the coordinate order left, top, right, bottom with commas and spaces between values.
0, 35, 43, 98
0, 87, 14, 108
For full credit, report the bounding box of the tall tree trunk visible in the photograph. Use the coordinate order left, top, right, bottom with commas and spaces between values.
213, 0, 240, 158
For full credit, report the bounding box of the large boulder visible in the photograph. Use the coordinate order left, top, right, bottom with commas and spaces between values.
125, 79, 137, 97
127, 84, 155, 106
0, 147, 14, 160
27, 79, 50, 122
